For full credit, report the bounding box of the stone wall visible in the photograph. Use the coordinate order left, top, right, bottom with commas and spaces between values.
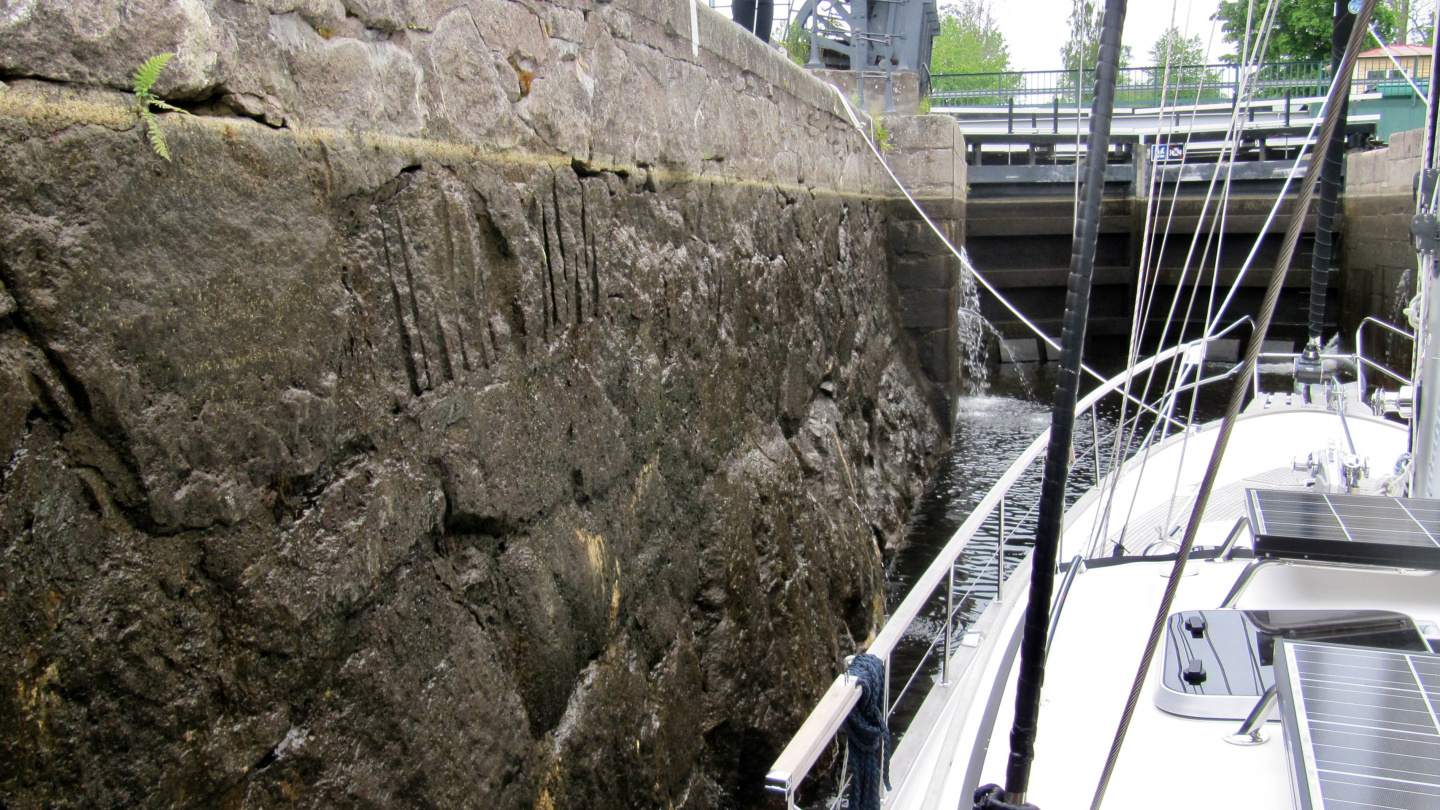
1342, 127, 1422, 365
0, 1, 942, 807
883, 114, 967, 423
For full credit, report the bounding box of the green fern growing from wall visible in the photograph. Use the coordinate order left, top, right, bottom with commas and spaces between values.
132, 54, 186, 160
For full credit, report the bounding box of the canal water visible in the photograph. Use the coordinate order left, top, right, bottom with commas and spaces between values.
801, 350, 1281, 807
883, 362, 1102, 729
882, 352, 1257, 735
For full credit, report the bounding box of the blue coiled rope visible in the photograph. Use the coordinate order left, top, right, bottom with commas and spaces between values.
843, 653, 891, 810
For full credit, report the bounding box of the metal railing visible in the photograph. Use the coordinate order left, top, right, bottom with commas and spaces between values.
1355, 316, 1415, 392
765, 314, 1423, 807
763, 333, 1229, 808
929, 61, 1332, 109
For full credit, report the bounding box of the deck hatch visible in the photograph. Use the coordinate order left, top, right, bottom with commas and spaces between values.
1276, 641, 1440, 810
1153, 610, 1426, 720
1246, 489, 1440, 569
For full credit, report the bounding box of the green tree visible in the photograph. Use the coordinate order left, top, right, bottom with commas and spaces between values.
1058, 0, 1132, 103
1401, 0, 1436, 44
1146, 25, 1220, 97
1212, 0, 1400, 63
1149, 26, 1207, 68
1061, 0, 1133, 73
929, 0, 1012, 75
782, 20, 809, 66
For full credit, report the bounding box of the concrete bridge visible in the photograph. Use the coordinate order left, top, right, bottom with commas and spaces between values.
960, 125, 1381, 352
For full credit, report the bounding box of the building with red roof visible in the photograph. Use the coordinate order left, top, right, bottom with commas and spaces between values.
1354, 43, 1431, 86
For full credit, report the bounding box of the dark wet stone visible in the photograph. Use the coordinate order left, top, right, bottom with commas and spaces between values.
0, 4, 942, 805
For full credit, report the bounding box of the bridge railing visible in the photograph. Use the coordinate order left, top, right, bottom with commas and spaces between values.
930, 61, 1332, 109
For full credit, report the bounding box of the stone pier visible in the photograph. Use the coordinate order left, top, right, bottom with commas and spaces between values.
883, 114, 968, 427
0, 1, 947, 807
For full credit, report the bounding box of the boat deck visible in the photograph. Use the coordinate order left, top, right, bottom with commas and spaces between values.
1061, 405, 1408, 561
885, 402, 1434, 809
975, 557, 1440, 809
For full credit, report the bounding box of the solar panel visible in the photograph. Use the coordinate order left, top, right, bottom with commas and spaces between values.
1247, 489, 1440, 569
1275, 641, 1440, 810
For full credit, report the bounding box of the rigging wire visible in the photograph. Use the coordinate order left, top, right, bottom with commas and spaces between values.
1088, 0, 1279, 553
1087, 6, 1378, 806
1113, 0, 1277, 456
1165, 135, 1253, 526
1124, 0, 1279, 430
1194, 4, 1440, 340
1088, 4, 1223, 553
826, 88, 1187, 430
1112, 14, 1226, 391
1201, 113, 1326, 336
1101, 1, 1287, 557
1145, 23, 1289, 534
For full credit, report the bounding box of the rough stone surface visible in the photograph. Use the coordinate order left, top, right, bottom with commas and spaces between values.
0, 0, 877, 187
0, 0, 942, 806
883, 114, 966, 423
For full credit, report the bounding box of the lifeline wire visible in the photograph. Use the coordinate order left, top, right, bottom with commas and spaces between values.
1087, 5, 1378, 807
829, 86, 1186, 431
1090, 0, 1279, 551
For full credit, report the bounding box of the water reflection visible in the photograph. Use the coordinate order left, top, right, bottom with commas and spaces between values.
883, 365, 1070, 727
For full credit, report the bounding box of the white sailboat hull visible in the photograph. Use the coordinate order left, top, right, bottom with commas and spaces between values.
890, 405, 1439, 810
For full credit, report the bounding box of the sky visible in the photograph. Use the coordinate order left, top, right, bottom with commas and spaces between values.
988, 0, 1232, 72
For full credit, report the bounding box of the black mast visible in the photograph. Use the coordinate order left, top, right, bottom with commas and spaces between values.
1299, 0, 1357, 383
977, 0, 1127, 806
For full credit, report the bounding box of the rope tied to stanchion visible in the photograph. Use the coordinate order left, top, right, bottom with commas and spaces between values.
842, 653, 891, 810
